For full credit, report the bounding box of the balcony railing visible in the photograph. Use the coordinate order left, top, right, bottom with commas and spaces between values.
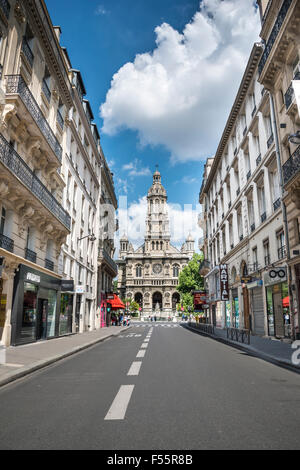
99, 248, 118, 274
0, 0, 10, 19
273, 197, 281, 211
0, 133, 71, 229
256, 154, 262, 166
25, 248, 37, 263
261, 212, 267, 223
278, 245, 287, 260
267, 133, 274, 149
0, 233, 14, 252
282, 144, 300, 185
6, 75, 62, 162
22, 37, 34, 68
42, 79, 51, 103
265, 255, 271, 266
45, 259, 54, 271
285, 72, 300, 109
258, 0, 293, 75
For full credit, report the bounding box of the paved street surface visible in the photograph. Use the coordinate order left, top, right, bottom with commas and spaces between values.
0, 322, 300, 450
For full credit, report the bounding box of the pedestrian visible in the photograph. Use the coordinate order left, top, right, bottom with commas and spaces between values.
120, 313, 123, 326
123, 315, 127, 326
154, 315, 157, 322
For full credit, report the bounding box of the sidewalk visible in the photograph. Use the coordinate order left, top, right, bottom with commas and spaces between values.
185, 322, 300, 372
0, 326, 130, 388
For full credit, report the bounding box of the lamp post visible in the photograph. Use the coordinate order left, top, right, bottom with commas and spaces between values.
78, 234, 97, 242
288, 131, 300, 145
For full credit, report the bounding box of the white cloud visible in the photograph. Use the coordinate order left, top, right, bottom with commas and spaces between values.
101, 0, 260, 163
115, 196, 202, 256
95, 5, 108, 16
122, 158, 152, 177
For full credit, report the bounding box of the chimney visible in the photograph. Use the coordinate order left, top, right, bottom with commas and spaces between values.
53, 26, 62, 43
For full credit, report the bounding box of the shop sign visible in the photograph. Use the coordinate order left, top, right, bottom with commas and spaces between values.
107, 293, 114, 300
26, 272, 40, 284
193, 291, 207, 308
220, 264, 229, 301
61, 280, 74, 292
0, 294, 7, 327
264, 267, 287, 287
76, 285, 85, 294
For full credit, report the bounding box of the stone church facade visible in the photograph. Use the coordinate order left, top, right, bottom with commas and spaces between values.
117, 170, 195, 318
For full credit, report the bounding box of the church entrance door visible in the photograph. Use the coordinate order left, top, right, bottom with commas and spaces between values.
152, 292, 162, 312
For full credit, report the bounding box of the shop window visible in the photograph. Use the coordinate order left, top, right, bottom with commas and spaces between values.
21, 282, 38, 341
59, 294, 73, 336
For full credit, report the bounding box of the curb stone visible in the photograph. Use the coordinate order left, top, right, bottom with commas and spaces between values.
0, 326, 131, 388
183, 323, 300, 374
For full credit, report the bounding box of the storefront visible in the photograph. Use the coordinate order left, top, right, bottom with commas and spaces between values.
11, 265, 61, 346
264, 268, 290, 338
247, 280, 265, 336
231, 288, 240, 328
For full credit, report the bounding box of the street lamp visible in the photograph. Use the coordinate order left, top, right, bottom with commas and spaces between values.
288, 130, 300, 145
78, 234, 97, 242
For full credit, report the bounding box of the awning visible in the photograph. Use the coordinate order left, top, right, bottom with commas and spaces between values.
282, 296, 289, 308
108, 294, 125, 310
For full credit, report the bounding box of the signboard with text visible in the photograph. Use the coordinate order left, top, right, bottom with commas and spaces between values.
220, 264, 229, 301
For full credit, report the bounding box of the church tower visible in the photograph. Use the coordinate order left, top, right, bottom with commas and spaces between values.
145, 169, 170, 253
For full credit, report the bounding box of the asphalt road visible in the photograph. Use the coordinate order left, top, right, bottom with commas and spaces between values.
0, 322, 300, 450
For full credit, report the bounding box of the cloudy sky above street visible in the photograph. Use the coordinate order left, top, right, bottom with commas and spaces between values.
47, 0, 260, 250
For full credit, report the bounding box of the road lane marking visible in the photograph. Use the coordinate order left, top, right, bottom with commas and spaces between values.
136, 350, 146, 358
104, 385, 135, 420
144, 338, 150, 342
141, 343, 148, 348
127, 362, 142, 376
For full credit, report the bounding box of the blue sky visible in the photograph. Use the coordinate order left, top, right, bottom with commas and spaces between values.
46, 0, 260, 247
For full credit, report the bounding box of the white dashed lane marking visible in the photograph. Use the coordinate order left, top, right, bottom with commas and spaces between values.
141, 343, 148, 349
104, 385, 135, 420
136, 350, 146, 358
127, 362, 142, 376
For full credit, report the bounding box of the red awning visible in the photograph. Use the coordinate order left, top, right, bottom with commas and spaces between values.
108, 294, 125, 310
282, 296, 289, 308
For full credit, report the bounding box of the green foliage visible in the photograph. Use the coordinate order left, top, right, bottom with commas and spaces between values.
177, 253, 204, 295
122, 298, 140, 314
181, 292, 194, 312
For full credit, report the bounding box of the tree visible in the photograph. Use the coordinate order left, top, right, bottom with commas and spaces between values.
121, 298, 140, 317
177, 253, 204, 311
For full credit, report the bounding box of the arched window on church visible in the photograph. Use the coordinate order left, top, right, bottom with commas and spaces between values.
156, 241, 159, 250
173, 264, 179, 277
152, 241, 155, 250
160, 241, 163, 250
136, 265, 142, 277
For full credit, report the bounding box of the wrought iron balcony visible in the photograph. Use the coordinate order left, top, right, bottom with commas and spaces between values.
42, 79, 51, 103
6, 75, 62, 162
25, 248, 37, 263
258, 0, 292, 75
285, 72, 300, 109
273, 198, 281, 211
278, 245, 286, 260
0, 233, 14, 252
265, 255, 271, 266
256, 154, 262, 166
267, 133, 274, 149
261, 212, 267, 223
282, 144, 300, 185
0, 133, 71, 229
0, 0, 10, 19
22, 37, 34, 68
99, 248, 118, 275
45, 259, 54, 271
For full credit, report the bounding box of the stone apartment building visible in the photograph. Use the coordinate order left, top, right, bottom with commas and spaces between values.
256, 0, 300, 340
0, 0, 117, 346
199, 42, 292, 339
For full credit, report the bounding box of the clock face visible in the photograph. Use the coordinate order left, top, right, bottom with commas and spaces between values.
153, 263, 162, 274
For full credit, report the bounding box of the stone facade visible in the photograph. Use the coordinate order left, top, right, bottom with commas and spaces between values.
117, 170, 194, 318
